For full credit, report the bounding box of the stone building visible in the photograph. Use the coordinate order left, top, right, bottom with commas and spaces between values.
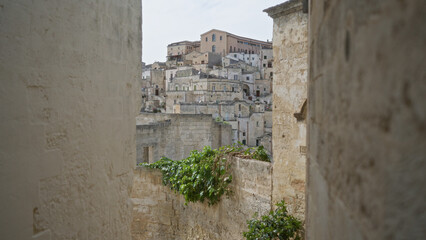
167, 40, 200, 62
265, 0, 308, 220
136, 114, 232, 164
260, 48, 274, 80
200, 29, 272, 56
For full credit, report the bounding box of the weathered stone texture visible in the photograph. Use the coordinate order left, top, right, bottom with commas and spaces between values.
136, 113, 232, 163
265, 0, 308, 220
307, 0, 426, 239
0, 0, 141, 239
131, 157, 272, 240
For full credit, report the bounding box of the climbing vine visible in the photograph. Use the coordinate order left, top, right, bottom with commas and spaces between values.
140, 144, 270, 205
243, 200, 303, 240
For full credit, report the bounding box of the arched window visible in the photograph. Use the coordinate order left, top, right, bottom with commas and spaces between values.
212, 34, 216, 42
212, 45, 216, 53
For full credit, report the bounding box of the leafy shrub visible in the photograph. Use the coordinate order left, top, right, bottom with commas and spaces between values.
140, 144, 270, 205
242, 145, 271, 162
243, 201, 303, 240
140, 146, 235, 205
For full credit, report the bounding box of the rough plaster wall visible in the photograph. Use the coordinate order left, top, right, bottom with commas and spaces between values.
307, 0, 426, 239
131, 157, 272, 240
0, 0, 141, 239
271, 5, 308, 219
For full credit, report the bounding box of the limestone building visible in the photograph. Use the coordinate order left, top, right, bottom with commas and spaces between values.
167, 40, 200, 62
200, 29, 272, 56
265, 0, 308, 220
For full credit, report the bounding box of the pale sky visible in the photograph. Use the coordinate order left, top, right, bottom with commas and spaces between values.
142, 0, 286, 64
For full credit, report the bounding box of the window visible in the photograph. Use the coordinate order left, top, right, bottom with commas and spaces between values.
268, 62, 273, 68
252, 57, 254, 60
246, 76, 249, 80
205, 37, 208, 42
220, 36, 222, 40
270, 72, 273, 77
194, 85, 196, 91
234, 54, 237, 58
263, 64, 266, 68
212, 45, 216, 52
175, 86, 178, 91
243, 132, 246, 136
239, 104, 241, 111
230, 46, 233, 52
234, 75, 238, 80
242, 140, 246, 145
212, 34, 216, 42
234, 47, 236, 52
174, 99, 177, 104
264, 56, 267, 59
256, 121, 259, 127
212, 85, 215, 91
232, 87, 235, 92
264, 88, 266, 91
256, 139, 260, 146
224, 86, 227, 91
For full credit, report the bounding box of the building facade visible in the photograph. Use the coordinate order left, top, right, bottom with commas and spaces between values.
200, 29, 272, 56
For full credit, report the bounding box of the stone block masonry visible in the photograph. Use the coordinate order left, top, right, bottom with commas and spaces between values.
0, 0, 141, 239
131, 157, 272, 240
264, 0, 308, 220
136, 113, 232, 163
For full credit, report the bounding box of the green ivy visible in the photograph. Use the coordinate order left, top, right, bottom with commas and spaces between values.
243, 200, 303, 240
140, 144, 270, 205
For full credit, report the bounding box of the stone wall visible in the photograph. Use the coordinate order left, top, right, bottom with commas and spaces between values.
136, 113, 232, 163
131, 157, 272, 240
0, 0, 141, 239
264, 0, 308, 219
307, 0, 426, 239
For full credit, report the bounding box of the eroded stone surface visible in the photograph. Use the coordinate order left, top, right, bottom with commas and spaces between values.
307, 0, 426, 239
0, 1, 142, 239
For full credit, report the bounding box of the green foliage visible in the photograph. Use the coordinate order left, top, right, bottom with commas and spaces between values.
140, 146, 236, 205
242, 145, 271, 162
243, 201, 303, 240
139, 144, 270, 205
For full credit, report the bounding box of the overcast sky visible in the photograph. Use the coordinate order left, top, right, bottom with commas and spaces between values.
142, 0, 286, 64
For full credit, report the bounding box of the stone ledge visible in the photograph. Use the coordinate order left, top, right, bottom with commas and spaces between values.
264, 0, 303, 19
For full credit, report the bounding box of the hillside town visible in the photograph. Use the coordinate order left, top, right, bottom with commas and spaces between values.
140, 29, 274, 155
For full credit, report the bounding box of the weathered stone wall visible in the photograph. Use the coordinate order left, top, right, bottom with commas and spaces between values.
136, 113, 232, 163
131, 157, 272, 240
265, 0, 308, 219
0, 0, 141, 239
307, 0, 426, 239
